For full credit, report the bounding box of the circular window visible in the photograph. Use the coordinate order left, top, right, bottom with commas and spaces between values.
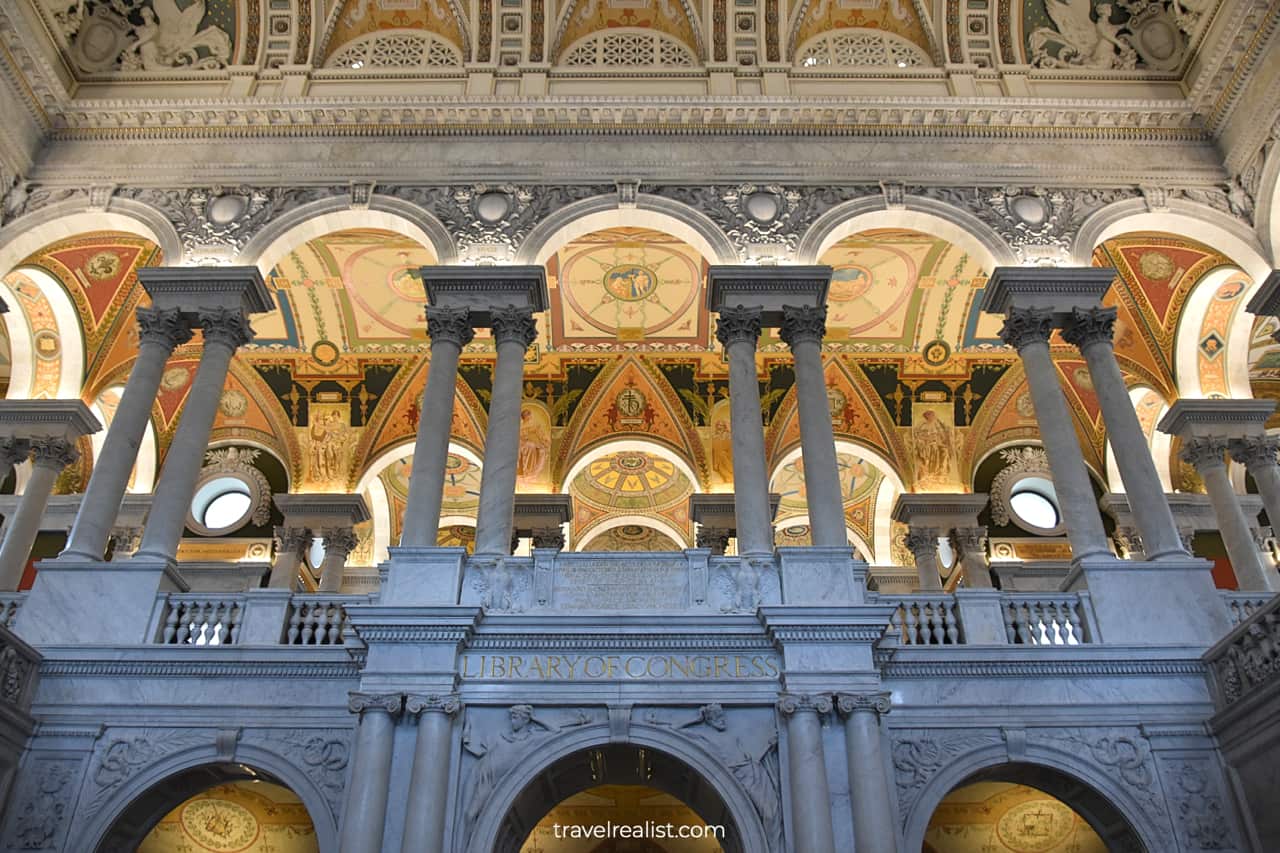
1008, 476, 1063, 533
307, 536, 326, 572
189, 476, 254, 535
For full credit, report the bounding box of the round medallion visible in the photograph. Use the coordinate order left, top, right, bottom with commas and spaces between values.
161, 366, 191, 391
615, 453, 648, 471
179, 798, 259, 851
921, 339, 951, 367
827, 265, 873, 302
602, 264, 659, 302
32, 329, 60, 361
1009, 194, 1050, 227
782, 524, 810, 538
84, 251, 121, 282
311, 340, 341, 367
827, 386, 848, 418
76, 16, 128, 69
219, 389, 248, 418
1138, 251, 1176, 281
207, 194, 248, 225
1015, 392, 1036, 418
615, 387, 647, 418
474, 191, 512, 223
744, 191, 781, 223
995, 799, 1074, 852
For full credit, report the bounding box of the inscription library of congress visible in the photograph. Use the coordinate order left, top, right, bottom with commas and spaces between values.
0, 0, 1279, 850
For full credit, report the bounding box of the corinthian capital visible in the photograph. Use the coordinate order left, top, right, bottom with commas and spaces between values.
1060, 306, 1117, 351
426, 305, 476, 348
997, 306, 1054, 351
405, 693, 462, 717
836, 691, 892, 717
777, 692, 833, 716
273, 525, 311, 556
30, 437, 79, 470
321, 527, 360, 557
348, 692, 403, 717
197, 307, 255, 349
1179, 436, 1229, 472
903, 527, 940, 558
1230, 436, 1280, 472
0, 437, 30, 469
714, 306, 762, 348
779, 304, 828, 348
137, 306, 195, 351
490, 306, 538, 349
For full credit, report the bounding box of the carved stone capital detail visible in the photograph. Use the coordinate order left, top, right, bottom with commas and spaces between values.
1061, 306, 1117, 351
777, 692, 833, 716
904, 527, 940, 557
1179, 436, 1230, 472
1229, 436, 1280, 472
274, 526, 311, 556
0, 437, 30, 469
197, 307, 254, 350
490, 306, 538, 349
779, 304, 827, 348
530, 526, 566, 550
426, 305, 476, 348
348, 692, 403, 717
836, 691, 892, 716
321, 527, 359, 557
951, 526, 988, 554
714, 306, 763, 348
30, 437, 79, 470
405, 693, 462, 717
695, 526, 733, 554
136, 306, 195, 351
997, 306, 1054, 351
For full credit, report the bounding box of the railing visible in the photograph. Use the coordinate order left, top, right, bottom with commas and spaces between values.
0, 593, 25, 629
885, 595, 964, 645
1205, 592, 1280, 710
1221, 592, 1274, 627
286, 596, 357, 646
157, 594, 244, 646
1002, 594, 1090, 645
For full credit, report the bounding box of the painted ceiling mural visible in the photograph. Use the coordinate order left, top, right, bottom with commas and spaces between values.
139, 781, 318, 853
322, 0, 469, 66
924, 781, 1107, 853
770, 449, 884, 549
554, 0, 703, 61
791, 0, 934, 59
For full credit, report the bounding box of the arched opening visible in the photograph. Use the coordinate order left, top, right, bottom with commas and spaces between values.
97, 763, 320, 853
496, 744, 741, 853
915, 762, 1146, 853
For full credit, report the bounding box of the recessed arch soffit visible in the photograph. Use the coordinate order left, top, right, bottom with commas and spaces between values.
770, 447, 886, 547
789, 0, 939, 65
569, 448, 696, 544
553, 0, 705, 63
319, 0, 470, 66
1246, 313, 1280, 430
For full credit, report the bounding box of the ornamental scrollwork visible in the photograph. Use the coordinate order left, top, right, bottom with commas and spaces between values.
201, 447, 272, 527
490, 307, 539, 350
197, 307, 255, 349
779, 304, 828, 348
1178, 437, 1230, 472
714, 306, 763, 348
988, 446, 1052, 527
890, 730, 1003, 816
1061, 306, 1118, 351
425, 306, 476, 348
136, 306, 195, 351
997, 306, 1054, 351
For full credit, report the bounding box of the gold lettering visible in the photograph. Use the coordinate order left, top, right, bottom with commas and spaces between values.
546, 655, 563, 678
562, 655, 580, 679
584, 656, 605, 678
531, 656, 547, 678
669, 656, 691, 678
462, 655, 478, 678
692, 656, 710, 678
714, 656, 729, 678
490, 656, 506, 678
734, 656, 746, 678
606, 656, 620, 678
508, 656, 524, 678
764, 656, 780, 677
750, 656, 766, 677
646, 656, 669, 678
625, 656, 646, 678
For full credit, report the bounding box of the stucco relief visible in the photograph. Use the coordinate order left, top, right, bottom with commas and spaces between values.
241, 729, 351, 823
3, 757, 79, 851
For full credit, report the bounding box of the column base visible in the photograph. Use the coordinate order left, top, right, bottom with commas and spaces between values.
14, 557, 187, 646
777, 546, 867, 605
1064, 555, 1232, 646
379, 547, 467, 606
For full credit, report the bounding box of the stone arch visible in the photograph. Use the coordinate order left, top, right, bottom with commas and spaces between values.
560, 436, 702, 497
81, 741, 339, 853
515, 193, 737, 265
901, 741, 1165, 852
796, 195, 1015, 267
575, 513, 690, 551
464, 722, 771, 853
0, 264, 86, 400
0, 201, 182, 275
1256, 140, 1280, 265
972, 438, 1109, 492
771, 513, 872, 557
238, 193, 458, 272
1171, 265, 1253, 400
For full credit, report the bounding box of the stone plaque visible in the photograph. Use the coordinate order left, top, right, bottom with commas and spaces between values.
552, 555, 688, 609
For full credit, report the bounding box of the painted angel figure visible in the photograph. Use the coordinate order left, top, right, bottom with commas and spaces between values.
123, 0, 232, 70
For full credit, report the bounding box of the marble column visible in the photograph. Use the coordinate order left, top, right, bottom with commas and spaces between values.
904, 526, 944, 591
717, 307, 773, 557
473, 307, 538, 556
777, 693, 836, 853
339, 692, 402, 853
1230, 436, 1280, 530
952, 526, 993, 589
998, 308, 1112, 561
780, 304, 846, 547
1062, 307, 1185, 559
401, 693, 460, 853
837, 692, 898, 853
0, 438, 79, 590
1181, 438, 1276, 591
268, 526, 309, 589
134, 308, 254, 563
318, 527, 359, 593
61, 307, 193, 561
401, 307, 474, 546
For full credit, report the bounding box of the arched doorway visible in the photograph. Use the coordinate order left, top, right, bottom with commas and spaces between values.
919, 762, 1146, 853
95, 763, 320, 853
490, 744, 745, 853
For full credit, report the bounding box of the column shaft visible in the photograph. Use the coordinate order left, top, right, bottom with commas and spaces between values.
401, 308, 472, 546
318, 528, 358, 593
1002, 311, 1111, 560
839, 695, 898, 853
906, 527, 943, 591
339, 695, 401, 853
0, 453, 64, 590
135, 309, 252, 562
1189, 442, 1275, 591
719, 308, 773, 556
1066, 309, 1184, 558
953, 527, 993, 589
268, 527, 307, 590
783, 308, 846, 547
1251, 463, 1280, 530
473, 309, 536, 556
401, 696, 459, 853
62, 309, 191, 561
779, 695, 836, 853
1231, 437, 1280, 532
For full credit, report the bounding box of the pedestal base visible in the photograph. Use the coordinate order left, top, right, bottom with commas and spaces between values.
1065, 555, 1232, 646
15, 557, 187, 646
953, 588, 1007, 644
777, 547, 867, 605
379, 547, 467, 606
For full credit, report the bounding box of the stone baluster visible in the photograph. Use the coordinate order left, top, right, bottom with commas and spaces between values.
777, 693, 836, 853
1231, 436, 1280, 530
318, 527, 359, 593
1062, 306, 1185, 559
401, 307, 474, 545
1181, 438, 1276, 591
952, 526, 993, 588
716, 307, 773, 557
0, 438, 79, 590
401, 693, 461, 853
837, 692, 898, 853
339, 692, 403, 853
779, 304, 846, 547
61, 307, 193, 561
997, 308, 1112, 561
904, 526, 943, 591
268, 526, 310, 589
473, 308, 538, 556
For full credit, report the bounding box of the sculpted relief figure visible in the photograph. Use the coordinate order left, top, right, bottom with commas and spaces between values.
1029, 0, 1138, 69
58, 0, 232, 72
